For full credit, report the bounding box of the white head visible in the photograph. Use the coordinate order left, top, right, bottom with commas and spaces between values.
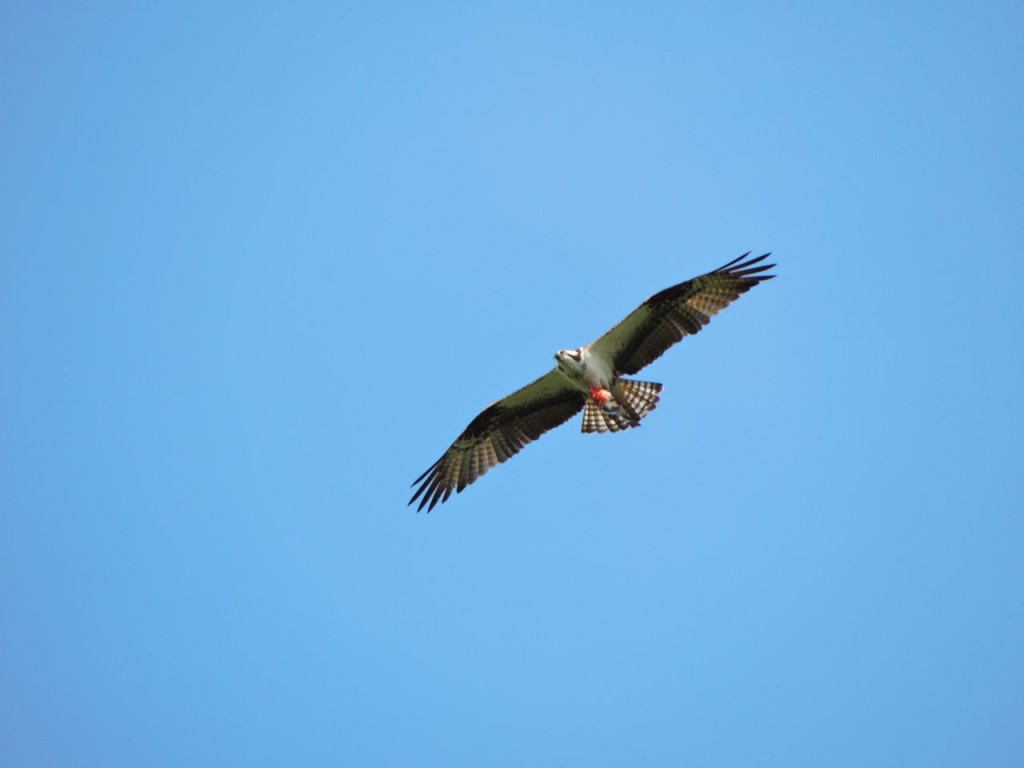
554, 348, 583, 375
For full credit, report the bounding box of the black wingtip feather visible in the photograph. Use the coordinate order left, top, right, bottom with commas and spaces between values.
714, 251, 752, 271
411, 456, 442, 487
409, 464, 443, 511
715, 251, 771, 272
715, 252, 775, 282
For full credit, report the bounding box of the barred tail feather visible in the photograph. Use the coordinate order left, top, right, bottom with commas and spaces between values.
582, 399, 628, 433
581, 379, 662, 434
617, 378, 662, 419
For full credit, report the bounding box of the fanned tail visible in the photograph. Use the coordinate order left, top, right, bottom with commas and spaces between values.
581, 379, 662, 434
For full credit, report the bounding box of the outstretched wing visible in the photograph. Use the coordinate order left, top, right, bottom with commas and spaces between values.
589, 252, 775, 376
409, 370, 585, 512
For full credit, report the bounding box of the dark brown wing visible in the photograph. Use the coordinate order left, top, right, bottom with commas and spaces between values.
409, 370, 585, 512
588, 253, 775, 376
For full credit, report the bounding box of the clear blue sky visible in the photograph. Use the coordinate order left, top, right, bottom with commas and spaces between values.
2, 2, 1022, 766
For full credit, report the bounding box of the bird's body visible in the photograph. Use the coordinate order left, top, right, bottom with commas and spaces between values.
553, 345, 661, 432
409, 252, 775, 511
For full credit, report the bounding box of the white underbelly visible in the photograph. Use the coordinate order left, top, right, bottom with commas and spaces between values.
580, 348, 614, 388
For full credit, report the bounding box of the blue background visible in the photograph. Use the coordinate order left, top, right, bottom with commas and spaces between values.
3, 2, 1022, 765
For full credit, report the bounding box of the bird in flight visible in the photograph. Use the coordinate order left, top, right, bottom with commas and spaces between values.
409, 252, 775, 511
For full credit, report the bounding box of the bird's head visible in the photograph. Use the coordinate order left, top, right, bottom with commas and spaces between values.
554, 348, 583, 375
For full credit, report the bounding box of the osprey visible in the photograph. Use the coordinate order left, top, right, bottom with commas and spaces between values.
410, 252, 775, 511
